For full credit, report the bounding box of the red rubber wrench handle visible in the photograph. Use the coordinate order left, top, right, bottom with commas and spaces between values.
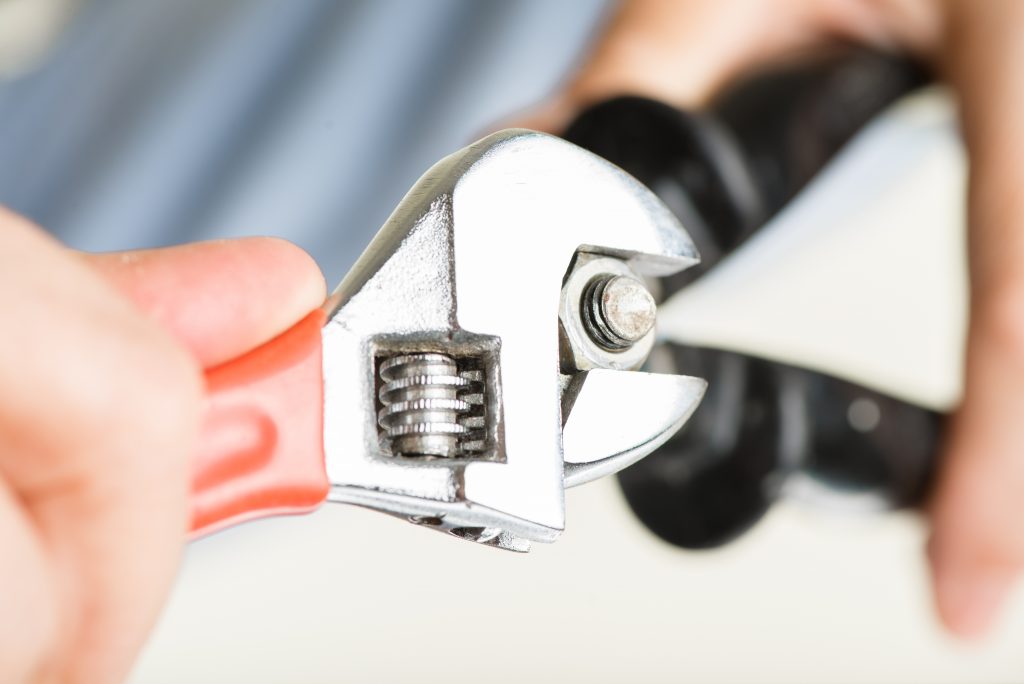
190, 310, 329, 536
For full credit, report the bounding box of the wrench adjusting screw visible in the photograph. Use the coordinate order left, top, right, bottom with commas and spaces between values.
580, 274, 657, 352
377, 353, 486, 458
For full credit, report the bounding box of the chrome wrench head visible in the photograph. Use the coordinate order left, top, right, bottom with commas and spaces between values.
320, 130, 706, 551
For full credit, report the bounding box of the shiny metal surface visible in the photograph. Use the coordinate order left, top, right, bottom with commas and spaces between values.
563, 370, 707, 487
375, 352, 484, 458
559, 255, 657, 372
319, 129, 703, 550
582, 274, 657, 349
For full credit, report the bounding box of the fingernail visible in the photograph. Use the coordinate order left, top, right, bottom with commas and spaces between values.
935, 564, 1015, 639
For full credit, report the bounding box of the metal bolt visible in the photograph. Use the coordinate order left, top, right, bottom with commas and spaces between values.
581, 274, 657, 351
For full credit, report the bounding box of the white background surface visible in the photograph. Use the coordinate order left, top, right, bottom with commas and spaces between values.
132, 480, 1024, 683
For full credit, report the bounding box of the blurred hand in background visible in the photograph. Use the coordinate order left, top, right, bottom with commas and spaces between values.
0, 208, 323, 683
516, 0, 1024, 641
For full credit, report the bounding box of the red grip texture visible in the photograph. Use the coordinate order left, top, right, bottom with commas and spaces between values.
190, 310, 329, 537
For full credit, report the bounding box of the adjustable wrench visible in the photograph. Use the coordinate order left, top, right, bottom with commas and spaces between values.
191, 130, 706, 552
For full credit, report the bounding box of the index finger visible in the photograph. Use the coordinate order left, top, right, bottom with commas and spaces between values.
85, 237, 327, 368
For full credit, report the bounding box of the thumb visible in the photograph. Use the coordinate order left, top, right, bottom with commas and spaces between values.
84, 237, 326, 368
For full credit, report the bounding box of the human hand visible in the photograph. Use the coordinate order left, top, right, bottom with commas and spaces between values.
0, 206, 324, 683
519, 0, 1024, 638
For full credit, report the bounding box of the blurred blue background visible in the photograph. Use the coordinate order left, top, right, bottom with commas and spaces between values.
0, 0, 608, 283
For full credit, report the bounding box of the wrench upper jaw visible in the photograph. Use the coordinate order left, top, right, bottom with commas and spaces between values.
579, 246, 699, 279
458, 129, 701, 271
